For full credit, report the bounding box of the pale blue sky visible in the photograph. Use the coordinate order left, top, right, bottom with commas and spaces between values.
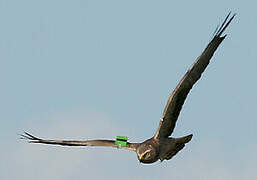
1, 0, 257, 179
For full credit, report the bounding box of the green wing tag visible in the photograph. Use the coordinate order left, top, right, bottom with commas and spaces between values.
115, 136, 128, 148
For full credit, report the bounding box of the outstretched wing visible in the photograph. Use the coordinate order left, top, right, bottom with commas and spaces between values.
154, 13, 235, 139
20, 132, 138, 151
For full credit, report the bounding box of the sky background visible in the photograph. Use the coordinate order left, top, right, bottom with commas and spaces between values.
1, 0, 257, 179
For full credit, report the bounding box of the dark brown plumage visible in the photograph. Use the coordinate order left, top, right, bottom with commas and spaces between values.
21, 13, 235, 164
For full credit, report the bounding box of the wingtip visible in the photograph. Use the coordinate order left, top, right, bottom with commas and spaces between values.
216, 12, 236, 37
19, 131, 41, 141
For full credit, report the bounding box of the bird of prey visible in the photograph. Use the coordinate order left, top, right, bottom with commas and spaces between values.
21, 13, 235, 164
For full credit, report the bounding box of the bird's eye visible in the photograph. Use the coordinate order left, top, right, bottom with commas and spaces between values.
143, 152, 150, 159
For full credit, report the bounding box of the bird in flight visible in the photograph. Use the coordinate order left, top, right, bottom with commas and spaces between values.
21, 13, 235, 164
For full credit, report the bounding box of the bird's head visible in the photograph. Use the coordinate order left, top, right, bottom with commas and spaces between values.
136, 143, 158, 164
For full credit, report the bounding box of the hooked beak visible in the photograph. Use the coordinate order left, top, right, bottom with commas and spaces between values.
138, 155, 143, 162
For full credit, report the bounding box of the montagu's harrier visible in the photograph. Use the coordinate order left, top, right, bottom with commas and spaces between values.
21, 13, 235, 164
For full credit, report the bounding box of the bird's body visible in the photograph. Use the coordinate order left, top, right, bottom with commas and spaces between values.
21, 13, 235, 164
135, 134, 193, 163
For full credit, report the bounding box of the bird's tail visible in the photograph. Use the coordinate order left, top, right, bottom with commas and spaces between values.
164, 134, 193, 160
175, 134, 193, 144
